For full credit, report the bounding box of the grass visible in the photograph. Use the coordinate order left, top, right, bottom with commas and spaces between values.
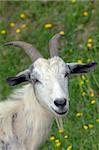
0, 0, 99, 150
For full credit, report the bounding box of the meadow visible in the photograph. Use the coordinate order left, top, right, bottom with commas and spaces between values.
0, 1, 99, 150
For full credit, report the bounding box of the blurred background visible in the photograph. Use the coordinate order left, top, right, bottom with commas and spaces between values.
0, 1, 98, 150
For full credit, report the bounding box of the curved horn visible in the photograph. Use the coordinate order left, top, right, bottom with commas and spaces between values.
49, 33, 64, 57
4, 41, 43, 62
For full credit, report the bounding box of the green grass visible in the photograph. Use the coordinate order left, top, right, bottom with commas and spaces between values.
0, 1, 99, 150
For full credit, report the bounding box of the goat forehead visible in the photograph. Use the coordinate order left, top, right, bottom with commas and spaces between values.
33, 57, 65, 75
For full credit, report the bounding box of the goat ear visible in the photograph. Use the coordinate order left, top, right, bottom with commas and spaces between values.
6, 70, 30, 86
66, 62, 97, 74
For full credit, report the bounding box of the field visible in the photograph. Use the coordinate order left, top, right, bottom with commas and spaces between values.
0, 1, 99, 150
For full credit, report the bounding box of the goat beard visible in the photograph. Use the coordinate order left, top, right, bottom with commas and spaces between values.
55, 117, 64, 130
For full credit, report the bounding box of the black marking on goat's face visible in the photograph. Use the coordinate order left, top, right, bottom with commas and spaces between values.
66, 62, 97, 74
6, 58, 97, 87
6, 74, 30, 86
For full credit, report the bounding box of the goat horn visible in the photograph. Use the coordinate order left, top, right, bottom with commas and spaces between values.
4, 41, 43, 62
49, 33, 64, 57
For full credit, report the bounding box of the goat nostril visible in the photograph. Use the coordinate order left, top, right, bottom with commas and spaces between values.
54, 98, 67, 107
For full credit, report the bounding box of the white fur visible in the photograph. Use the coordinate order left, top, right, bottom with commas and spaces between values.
0, 57, 69, 150
0, 84, 53, 150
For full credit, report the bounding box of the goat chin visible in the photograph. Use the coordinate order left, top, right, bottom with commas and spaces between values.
0, 84, 53, 150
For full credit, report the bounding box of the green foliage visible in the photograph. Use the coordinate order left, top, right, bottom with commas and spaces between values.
0, 1, 98, 150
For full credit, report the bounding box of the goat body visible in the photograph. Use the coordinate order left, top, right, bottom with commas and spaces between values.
0, 84, 53, 150
1, 33, 96, 150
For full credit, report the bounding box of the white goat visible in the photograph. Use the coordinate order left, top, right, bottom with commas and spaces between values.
0, 33, 96, 150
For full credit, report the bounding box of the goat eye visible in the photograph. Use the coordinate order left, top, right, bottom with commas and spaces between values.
33, 78, 41, 84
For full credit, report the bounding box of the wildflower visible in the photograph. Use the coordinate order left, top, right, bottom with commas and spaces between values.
1, 29, 6, 34
50, 136, 55, 141
83, 11, 88, 17
82, 75, 85, 80
55, 139, 60, 143
86, 79, 89, 83
64, 135, 68, 139
16, 28, 21, 33
96, 119, 99, 123
76, 112, 83, 117
67, 145, 72, 150
20, 13, 26, 19
79, 81, 84, 86
44, 23, 53, 29
91, 99, 96, 104
71, 0, 76, 3
55, 142, 61, 147
90, 91, 94, 97
59, 31, 64, 35
21, 24, 27, 29
88, 38, 93, 43
82, 92, 86, 96
77, 59, 82, 64
83, 125, 88, 130
87, 43, 92, 48
58, 129, 64, 133
10, 22, 15, 27
88, 124, 94, 129
87, 58, 91, 62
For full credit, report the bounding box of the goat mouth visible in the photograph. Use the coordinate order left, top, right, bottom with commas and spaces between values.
51, 107, 67, 115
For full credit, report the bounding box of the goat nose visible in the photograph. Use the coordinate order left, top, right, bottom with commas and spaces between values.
54, 98, 67, 108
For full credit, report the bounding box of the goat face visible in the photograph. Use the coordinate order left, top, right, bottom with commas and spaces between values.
7, 56, 96, 117
30, 57, 69, 116
5, 33, 96, 116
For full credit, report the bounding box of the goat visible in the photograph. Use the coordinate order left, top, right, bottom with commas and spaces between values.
0, 33, 96, 150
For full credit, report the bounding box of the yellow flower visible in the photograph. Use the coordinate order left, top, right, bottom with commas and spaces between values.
82, 92, 86, 96
86, 79, 89, 83
90, 91, 94, 97
20, 13, 26, 19
83, 125, 88, 130
71, 0, 76, 3
67, 145, 72, 150
79, 81, 84, 85
64, 135, 68, 139
91, 99, 96, 104
96, 119, 99, 123
88, 124, 94, 129
58, 129, 64, 133
44, 23, 53, 29
50, 136, 55, 141
10, 22, 15, 27
87, 43, 92, 48
82, 75, 85, 80
55, 139, 60, 143
21, 24, 27, 29
59, 31, 65, 35
55, 142, 61, 147
1, 29, 6, 34
16, 28, 21, 33
77, 59, 82, 64
88, 38, 93, 43
87, 58, 91, 62
76, 112, 83, 117
83, 11, 88, 17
